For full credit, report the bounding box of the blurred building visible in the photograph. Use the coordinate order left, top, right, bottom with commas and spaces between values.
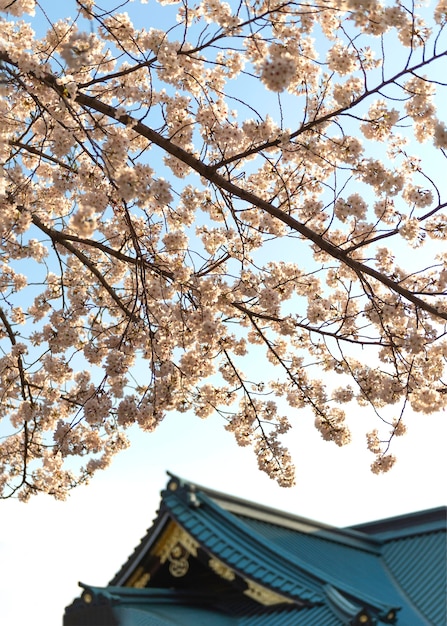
64, 473, 446, 625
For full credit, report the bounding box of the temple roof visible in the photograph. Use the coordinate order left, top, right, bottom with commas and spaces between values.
64, 473, 447, 626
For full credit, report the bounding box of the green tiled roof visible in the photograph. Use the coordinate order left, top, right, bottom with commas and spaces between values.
64, 474, 447, 626
232, 514, 425, 623
382, 529, 447, 625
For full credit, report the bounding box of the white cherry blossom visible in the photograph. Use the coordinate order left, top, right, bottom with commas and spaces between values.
0, 0, 446, 499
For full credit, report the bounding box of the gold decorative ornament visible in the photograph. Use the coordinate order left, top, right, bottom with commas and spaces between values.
178, 528, 199, 557
125, 566, 146, 588
133, 572, 151, 588
209, 557, 236, 581
386, 611, 396, 621
153, 521, 198, 563
169, 558, 189, 577
243, 579, 294, 606
170, 544, 183, 559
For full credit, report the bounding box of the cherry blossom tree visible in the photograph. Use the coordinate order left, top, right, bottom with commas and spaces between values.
0, 0, 446, 500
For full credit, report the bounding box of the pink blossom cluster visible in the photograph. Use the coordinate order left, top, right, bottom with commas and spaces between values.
260, 46, 297, 92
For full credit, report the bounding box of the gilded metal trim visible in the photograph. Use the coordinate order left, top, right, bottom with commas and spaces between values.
133, 571, 151, 588
243, 579, 294, 606
153, 521, 199, 563
209, 557, 236, 581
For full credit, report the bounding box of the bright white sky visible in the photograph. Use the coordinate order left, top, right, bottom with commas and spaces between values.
1, 2, 446, 626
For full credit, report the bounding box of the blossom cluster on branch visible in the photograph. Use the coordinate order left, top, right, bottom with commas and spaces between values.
0, 0, 446, 499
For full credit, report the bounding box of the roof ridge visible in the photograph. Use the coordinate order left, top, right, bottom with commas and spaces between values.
167, 472, 382, 550
349, 506, 447, 537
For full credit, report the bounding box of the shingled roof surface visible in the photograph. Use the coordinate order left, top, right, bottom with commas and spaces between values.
64, 474, 447, 626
